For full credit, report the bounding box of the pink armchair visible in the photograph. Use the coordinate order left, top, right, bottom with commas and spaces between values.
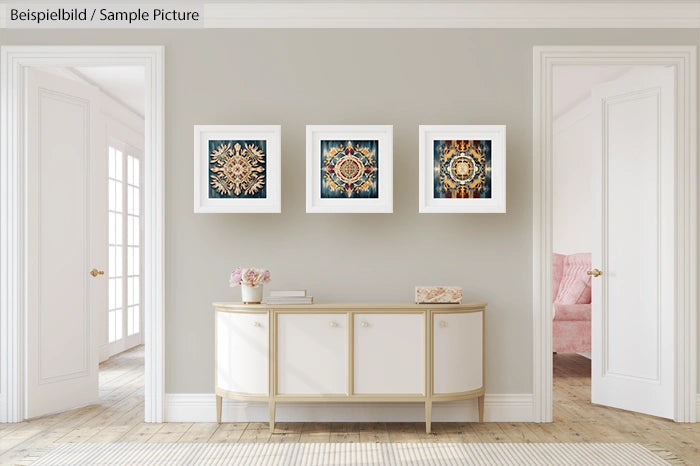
552, 253, 592, 353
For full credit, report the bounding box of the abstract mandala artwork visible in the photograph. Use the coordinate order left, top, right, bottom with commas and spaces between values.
433, 140, 491, 199
208, 140, 267, 199
320, 140, 379, 198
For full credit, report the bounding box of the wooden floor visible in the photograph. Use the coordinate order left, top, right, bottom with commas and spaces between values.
0, 348, 697, 465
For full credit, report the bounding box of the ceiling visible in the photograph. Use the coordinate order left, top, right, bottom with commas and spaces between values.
72, 66, 145, 117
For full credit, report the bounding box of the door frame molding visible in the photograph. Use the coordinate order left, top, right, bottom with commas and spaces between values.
532, 46, 697, 422
0, 46, 165, 422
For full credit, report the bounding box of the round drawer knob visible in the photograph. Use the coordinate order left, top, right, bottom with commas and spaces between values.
440, 321, 448, 328
361, 321, 369, 328
253, 321, 261, 327
330, 321, 338, 328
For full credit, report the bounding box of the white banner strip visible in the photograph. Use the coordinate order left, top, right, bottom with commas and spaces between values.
4, 3, 202, 28
1, 2, 699, 29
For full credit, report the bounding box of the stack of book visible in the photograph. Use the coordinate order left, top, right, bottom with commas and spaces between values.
264, 290, 314, 305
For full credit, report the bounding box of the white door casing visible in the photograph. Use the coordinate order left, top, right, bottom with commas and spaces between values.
277, 314, 347, 395
590, 67, 675, 418
216, 312, 268, 395
353, 313, 424, 395
532, 46, 696, 423
25, 69, 102, 418
0, 46, 164, 423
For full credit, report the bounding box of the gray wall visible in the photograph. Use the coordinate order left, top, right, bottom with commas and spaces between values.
1, 29, 698, 395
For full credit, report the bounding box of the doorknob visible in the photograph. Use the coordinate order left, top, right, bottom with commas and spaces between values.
587, 268, 603, 277
90, 268, 105, 277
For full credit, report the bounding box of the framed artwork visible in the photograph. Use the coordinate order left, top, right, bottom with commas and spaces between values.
306, 125, 393, 213
193, 125, 281, 213
419, 125, 506, 213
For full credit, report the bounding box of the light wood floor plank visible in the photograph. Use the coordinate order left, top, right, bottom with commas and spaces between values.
179, 423, 218, 443
299, 422, 331, 443
208, 423, 246, 443
146, 423, 192, 443
238, 422, 272, 443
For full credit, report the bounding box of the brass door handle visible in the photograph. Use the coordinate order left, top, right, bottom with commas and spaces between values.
587, 268, 603, 277
90, 268, 105, 277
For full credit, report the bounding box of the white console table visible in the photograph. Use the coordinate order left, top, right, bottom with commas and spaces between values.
213, 302, 486, 433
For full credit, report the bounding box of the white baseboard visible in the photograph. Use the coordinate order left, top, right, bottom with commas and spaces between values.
165, 393, 534, 423
98, 344, 110, 364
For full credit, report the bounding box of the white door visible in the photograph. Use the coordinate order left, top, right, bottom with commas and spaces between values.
26, 69, 104, 418
277, 314, 346, 394
354, 313, 424, 394
590, 66, 675, 419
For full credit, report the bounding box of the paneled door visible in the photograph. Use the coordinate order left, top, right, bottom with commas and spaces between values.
590, 66, 675, 419
26, 69, 104, 418
106, 140, 144, 357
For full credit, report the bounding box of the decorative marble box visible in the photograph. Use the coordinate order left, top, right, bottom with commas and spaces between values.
415, 286, 463, 304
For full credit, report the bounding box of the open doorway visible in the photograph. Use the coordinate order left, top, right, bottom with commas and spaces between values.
0, 46, 164, 424
533, 46, 697, 424
24, 65, 145, 418
552, 63, 678, 419
551, 65, 632, 419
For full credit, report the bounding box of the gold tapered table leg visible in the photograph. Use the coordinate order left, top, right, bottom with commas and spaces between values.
269, 400, 276, 431
425, 400, 432, 434
477, 395, 484, 422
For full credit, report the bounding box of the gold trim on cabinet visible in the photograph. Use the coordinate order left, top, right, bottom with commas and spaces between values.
347, 312, 354, 396
214, 303, 486, 433
426, 308, 433, 432
214, 302, 486, 311
270, 311, 276, 430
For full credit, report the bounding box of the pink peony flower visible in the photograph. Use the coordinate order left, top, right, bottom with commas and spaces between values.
229, 267, 243, 287
230, 267, 271, 287
243, 269, 258, 285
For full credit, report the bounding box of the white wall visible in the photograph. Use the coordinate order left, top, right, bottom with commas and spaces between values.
553, 99, 593, 255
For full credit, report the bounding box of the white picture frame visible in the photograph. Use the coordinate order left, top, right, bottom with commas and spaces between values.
306, 125, 393, 213
194, 125, 281, 213
419, 125, 506, 213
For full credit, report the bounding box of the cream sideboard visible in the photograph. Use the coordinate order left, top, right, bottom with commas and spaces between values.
214, 302, 486, 433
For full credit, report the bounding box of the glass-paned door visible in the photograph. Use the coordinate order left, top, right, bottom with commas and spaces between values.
107, 141, 143, 356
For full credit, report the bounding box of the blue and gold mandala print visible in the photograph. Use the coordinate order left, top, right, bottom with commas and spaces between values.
433, 140, 491, 199
208, 140, 266, 199
321, 140, 379, 198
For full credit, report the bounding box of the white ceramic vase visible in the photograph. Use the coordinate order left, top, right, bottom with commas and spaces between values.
241, 285, 263, 304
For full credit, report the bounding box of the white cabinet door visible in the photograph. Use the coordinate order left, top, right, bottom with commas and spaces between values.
433, 312, 482, 394
277, 314, 346, 394
354, 313, 424, 394
216, 312, 268, 394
